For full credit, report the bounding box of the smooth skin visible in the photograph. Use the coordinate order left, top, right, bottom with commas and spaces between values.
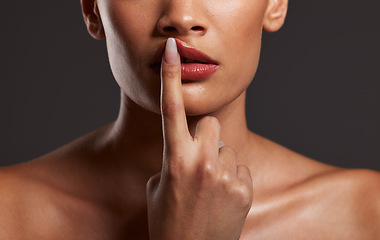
1, 0, 380, 239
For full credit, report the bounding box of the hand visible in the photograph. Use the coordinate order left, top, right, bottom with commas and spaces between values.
146, 38, 253, 240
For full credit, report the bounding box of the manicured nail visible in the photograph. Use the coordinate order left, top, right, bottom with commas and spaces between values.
164, 38, 178, 64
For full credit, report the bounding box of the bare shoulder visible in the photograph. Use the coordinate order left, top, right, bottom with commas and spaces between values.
0, 161, 120, 239
323, 167, 380, 188
245, 165, 380, 239
0, 154, 118, 239
310, 167, 380, 203
0, 164, 69, 238
0, 164, 46, 238
0, 129, 147, 239
325, 167, 380, 208
301, 167, 380, 238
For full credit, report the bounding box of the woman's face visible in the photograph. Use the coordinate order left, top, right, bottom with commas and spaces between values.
96, 0, 270, 115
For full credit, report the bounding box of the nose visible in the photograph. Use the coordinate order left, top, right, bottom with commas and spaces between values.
157, 0, 208, 36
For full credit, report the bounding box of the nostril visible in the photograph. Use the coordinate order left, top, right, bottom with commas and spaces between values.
191, 26, 204, 31
163, 26, 177, 32
161, 25, 206, 34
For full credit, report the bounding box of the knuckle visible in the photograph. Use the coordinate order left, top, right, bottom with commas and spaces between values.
219, 171, 233, 185
233, 184, 253, 209
197, 159, 217, 180
200, 116, 221, 131
161, 100, 181, 118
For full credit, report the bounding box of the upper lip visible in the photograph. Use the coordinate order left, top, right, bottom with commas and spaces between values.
149, 39, 219, 67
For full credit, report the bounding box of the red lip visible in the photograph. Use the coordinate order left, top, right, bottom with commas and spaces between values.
150, 39, 219, 80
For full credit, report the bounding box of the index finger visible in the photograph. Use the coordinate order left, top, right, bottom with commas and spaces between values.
160, 38, 192, 152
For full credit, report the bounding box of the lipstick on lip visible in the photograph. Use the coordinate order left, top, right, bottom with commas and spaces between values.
150, 38, 219, 80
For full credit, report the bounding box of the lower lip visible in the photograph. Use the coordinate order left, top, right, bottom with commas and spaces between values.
152, 63, 219, 80
181, 63, 219, 80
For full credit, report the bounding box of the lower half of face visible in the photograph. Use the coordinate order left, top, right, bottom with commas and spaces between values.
99, 0, 267, 116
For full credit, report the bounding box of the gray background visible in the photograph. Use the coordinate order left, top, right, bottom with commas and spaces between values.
0, 0, 379, 169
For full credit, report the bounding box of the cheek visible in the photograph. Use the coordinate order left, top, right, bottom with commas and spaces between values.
214, 1, 266, 90
100, 1, 155, 37
100, 1, 155, 65
222, 0, 265, 66
98, 1, 162, 112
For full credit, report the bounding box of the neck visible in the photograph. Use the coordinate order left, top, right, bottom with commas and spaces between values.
102, 90, 254, 175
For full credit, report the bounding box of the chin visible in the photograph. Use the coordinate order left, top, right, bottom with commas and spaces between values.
182, 95, 229, 117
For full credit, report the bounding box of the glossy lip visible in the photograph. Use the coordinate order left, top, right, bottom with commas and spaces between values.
149, 39, 219, 80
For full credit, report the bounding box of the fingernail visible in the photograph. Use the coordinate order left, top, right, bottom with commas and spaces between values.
219, 141, 225, 148
164, 38, 178, 64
